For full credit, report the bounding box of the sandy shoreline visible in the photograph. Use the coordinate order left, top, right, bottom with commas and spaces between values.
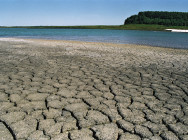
0, 38, 188, 139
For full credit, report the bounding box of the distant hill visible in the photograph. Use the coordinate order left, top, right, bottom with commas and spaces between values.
124, 11, 188, 26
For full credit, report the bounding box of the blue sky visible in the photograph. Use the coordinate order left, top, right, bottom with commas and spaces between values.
0, 0, 188, 26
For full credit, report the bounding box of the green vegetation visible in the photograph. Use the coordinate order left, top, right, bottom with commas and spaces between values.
121, 24, 188, 31
1, 24, 188, 31
124, 11, 188, 26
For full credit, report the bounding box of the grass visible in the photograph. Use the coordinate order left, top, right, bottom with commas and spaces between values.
121, 24, 188, 31
1, 24, 188, 31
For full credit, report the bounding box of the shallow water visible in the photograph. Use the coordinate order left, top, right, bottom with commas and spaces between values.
0, 28, 188, 49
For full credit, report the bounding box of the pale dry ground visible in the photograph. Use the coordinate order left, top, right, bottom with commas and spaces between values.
0, 38, 188, 140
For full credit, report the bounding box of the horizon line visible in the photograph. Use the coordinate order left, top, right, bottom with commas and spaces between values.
0, 25, 123, 27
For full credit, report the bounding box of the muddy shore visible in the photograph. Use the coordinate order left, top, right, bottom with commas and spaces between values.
0, 38, 188, 140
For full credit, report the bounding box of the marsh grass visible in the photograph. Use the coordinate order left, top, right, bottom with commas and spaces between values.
1, 24, 188, 31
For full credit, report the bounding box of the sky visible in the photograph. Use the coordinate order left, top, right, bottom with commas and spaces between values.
0, 0, 188, 26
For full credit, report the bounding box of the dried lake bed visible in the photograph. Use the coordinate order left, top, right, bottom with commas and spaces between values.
0, 38, 188, 140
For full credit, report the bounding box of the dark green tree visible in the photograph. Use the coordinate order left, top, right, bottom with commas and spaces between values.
124, 11, 188, 26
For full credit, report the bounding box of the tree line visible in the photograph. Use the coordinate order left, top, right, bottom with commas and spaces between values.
124, 11, 188, 26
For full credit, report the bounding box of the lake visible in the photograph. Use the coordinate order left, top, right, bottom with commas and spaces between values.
0, 28, 188, 49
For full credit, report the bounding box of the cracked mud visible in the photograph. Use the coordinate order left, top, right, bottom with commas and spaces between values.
0, 38, 188, 140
